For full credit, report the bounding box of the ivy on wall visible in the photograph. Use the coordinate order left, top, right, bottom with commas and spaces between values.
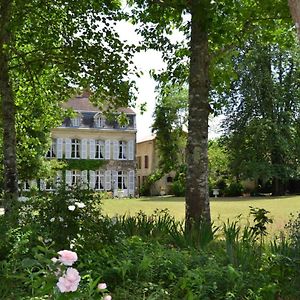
61, 159, 107, 170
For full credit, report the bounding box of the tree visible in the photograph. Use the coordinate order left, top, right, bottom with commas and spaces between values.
129, 0, 293, 228
0, 0, 135, 214
152, 86, 188, 173
288, 0, 300, 40
222, 42, 300, 195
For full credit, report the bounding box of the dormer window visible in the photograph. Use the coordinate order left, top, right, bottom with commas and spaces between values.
94, 114, 105, 128
71, 115, 81, 127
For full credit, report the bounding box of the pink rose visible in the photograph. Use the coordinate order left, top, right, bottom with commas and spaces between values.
104, 296, 112, 300
57, 268, 81, 293
97, 283, 107, 290
58, 250, 78, 266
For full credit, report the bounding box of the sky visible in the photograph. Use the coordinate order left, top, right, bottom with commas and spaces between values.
116, 21, 223, 142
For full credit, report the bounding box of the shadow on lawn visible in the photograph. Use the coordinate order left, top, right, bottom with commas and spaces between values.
138, 195, 297, 203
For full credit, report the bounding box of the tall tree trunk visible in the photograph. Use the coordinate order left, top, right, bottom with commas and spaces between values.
0, 0, 18, 214
185, 0, 211, 229
288, 0, 300, 41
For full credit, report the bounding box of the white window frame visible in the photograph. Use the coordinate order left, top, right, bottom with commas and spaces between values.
71, 139, 81, 159
95, 140, 105, 159
94, 170, 105, 190
71, 170, 81, 186
118, 141, 127, 160
46, 139, 56, 158
117, 171, 128, 189
95, 115, 105, 128
71, 116, 81, 127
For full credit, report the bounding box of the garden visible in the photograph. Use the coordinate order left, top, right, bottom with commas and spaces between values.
2, 187, 300, 299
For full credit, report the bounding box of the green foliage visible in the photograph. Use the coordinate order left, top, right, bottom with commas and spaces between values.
171, 164, 186, 196
2, 206, 300, 298
152, 85, 188, 173
221, 41, 300, 195
249, 207, 273, 238
224, 181, 244, 197
62, 159, 107, 171
140, 170, 164, 196
17, 185, 102, 250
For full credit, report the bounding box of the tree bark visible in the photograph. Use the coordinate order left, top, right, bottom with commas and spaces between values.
288, 0, 300, 41
0, 0, 18, 214
185, 0, 211, 229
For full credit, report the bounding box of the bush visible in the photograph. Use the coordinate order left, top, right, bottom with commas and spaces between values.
224, 182, 244, 197
17, 184, 102, 250
171, 179, 185, 196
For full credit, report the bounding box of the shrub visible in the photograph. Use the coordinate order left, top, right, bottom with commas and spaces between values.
224, 181, 244, 197
171, 179, 185, 196
17, 184, 102, 250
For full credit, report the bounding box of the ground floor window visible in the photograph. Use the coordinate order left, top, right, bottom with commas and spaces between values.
118, 171, 128, 189
95, 170, 105, 190
72, 170, 81, 186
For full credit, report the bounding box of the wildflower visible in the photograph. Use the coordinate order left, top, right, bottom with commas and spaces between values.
97, 283, 107, 290
103, 295, 112, 300
75, 202, 85, 208
57, 267, 81, 293
58, 216, 64, 222
50, 217, 55, 222
51, 257, 58, 263
58, 250, 78, 266
68, 205, 76, 211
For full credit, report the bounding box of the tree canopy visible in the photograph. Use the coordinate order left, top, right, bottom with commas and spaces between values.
0, 0, 136, 213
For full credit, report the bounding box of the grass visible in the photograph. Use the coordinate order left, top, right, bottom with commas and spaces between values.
102, 195, 300, 233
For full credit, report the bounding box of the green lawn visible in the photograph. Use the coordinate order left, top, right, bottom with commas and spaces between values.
102, 195, 300, 232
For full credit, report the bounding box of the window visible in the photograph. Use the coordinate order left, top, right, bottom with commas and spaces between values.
71, 170, 81, 186
23, 180, 30, 191
95, 170, 105, 190
71, 139, 80, 158
118, 141, 127, 160
144, 155, 149, 169
118, 171, 128, 189
95, 140, 105, 159
71, 116, 81, 127
46, 139, 56, 158
167, 176, 173, 183
137, 156, 141, 169
95, 115, 105, 128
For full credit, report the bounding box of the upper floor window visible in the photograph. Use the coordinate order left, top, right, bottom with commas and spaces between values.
71, 116, 81, 127
71, 139, 81, 158
144, 155, 149, 169
119, 141, 127, 160
137, 156, 141, 169
46, 139, 56, 158
95, 140, 105, 159
95, 115, 105, 128
113, 140, 134, 161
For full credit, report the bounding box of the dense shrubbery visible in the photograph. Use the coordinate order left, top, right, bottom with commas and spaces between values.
1, 189, 300, 299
